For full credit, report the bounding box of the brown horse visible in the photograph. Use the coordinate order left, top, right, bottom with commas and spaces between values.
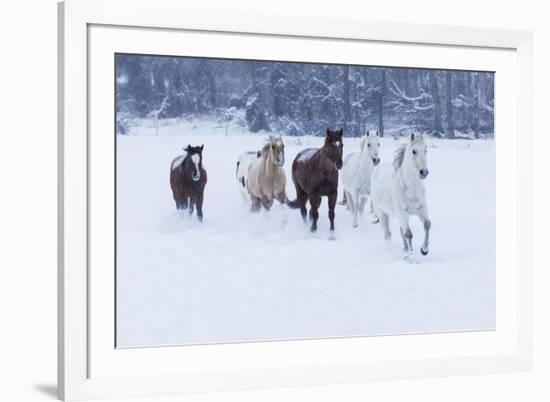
170, 145, 207, 221
288, 129, 344, 232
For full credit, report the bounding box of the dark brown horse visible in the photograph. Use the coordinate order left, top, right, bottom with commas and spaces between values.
288, 129, 344, 232
170, 145, 207, 221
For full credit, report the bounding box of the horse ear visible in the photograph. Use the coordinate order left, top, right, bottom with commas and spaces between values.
410, 133, 415, 141
200, 144, 204, 151
339, 128, 343, 136
326, 128, 330, 137
366, 131, 370, 137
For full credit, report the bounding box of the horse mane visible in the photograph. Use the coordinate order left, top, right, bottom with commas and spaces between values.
393, 144, 407, 170
170, 153, 188, 171
259, 142, 271, 159
360, 136, 367, 152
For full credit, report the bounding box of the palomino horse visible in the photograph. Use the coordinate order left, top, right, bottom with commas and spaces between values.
340, 131, 381, 228
370, 133, 431, 262
246, 135, 287, 211
288, 128, 344, 233
170, 145, 207, 221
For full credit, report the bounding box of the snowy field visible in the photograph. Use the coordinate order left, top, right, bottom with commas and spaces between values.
116, 119, 495, 348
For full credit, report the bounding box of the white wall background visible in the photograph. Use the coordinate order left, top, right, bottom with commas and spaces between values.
0, 0, 547, 401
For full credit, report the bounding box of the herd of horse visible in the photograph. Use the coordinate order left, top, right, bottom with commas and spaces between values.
170, 128, 431, 260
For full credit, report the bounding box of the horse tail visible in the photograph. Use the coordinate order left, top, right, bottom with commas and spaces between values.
338, 191, 347, 206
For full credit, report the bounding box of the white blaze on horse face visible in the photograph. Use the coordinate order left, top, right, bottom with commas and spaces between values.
191, 153, 200, 181
334, 140, 344, 169
333, 141, 343, 160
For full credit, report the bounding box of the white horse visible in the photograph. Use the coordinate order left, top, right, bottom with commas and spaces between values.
370, 133, 431, 262
236, 150, 259, 202
340, 131, 381, 227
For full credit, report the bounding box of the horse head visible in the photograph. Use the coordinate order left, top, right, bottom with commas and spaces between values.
362, 131, 381, 166
263, 135, 285, 167
324, 128, 344, 169
183, 144, 204, 182
408, 133, 429, 179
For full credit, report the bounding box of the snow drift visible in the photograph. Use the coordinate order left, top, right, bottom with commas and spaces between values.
116, 119, 495, 347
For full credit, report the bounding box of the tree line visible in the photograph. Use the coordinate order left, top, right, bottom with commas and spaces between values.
116, 54, 494, 138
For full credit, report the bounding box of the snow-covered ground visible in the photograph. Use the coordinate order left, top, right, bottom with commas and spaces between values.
116, 118, 495, 348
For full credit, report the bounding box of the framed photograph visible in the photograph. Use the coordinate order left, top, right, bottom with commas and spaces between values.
58, 0, 533, 400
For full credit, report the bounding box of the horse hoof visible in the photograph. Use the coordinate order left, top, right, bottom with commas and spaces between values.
352, 224, 358, 229
328, 231, 336, 240
421, 248, 428, 256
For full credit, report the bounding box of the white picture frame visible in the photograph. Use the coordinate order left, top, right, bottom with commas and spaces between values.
58, 0, 533, 400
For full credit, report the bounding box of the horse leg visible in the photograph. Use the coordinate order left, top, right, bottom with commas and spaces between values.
328, 191, 337, 232
367, 198, 379, 223
399, 227, 409, 252
344, 190, 356, 227
238, 175, 249, 202
261, 195, 273, 211
309, 194, 321, 232
417, 205, 431, 256
275, 190, 287, 205
338, 191, 349, 209
174, 188, 186, 210
358, 196, 367, 215
397, 212, 416, 262
345, 190, 355, 212
350, 191, 360, 228
180, 197, 189, 210
250, 195, 261, 212
378, 211, 391, 240
196, 192, 204, 222
372, 202, 389, 239
358, 195, 375, 220
188, 193, 195, 216
176, 189, 189, 211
